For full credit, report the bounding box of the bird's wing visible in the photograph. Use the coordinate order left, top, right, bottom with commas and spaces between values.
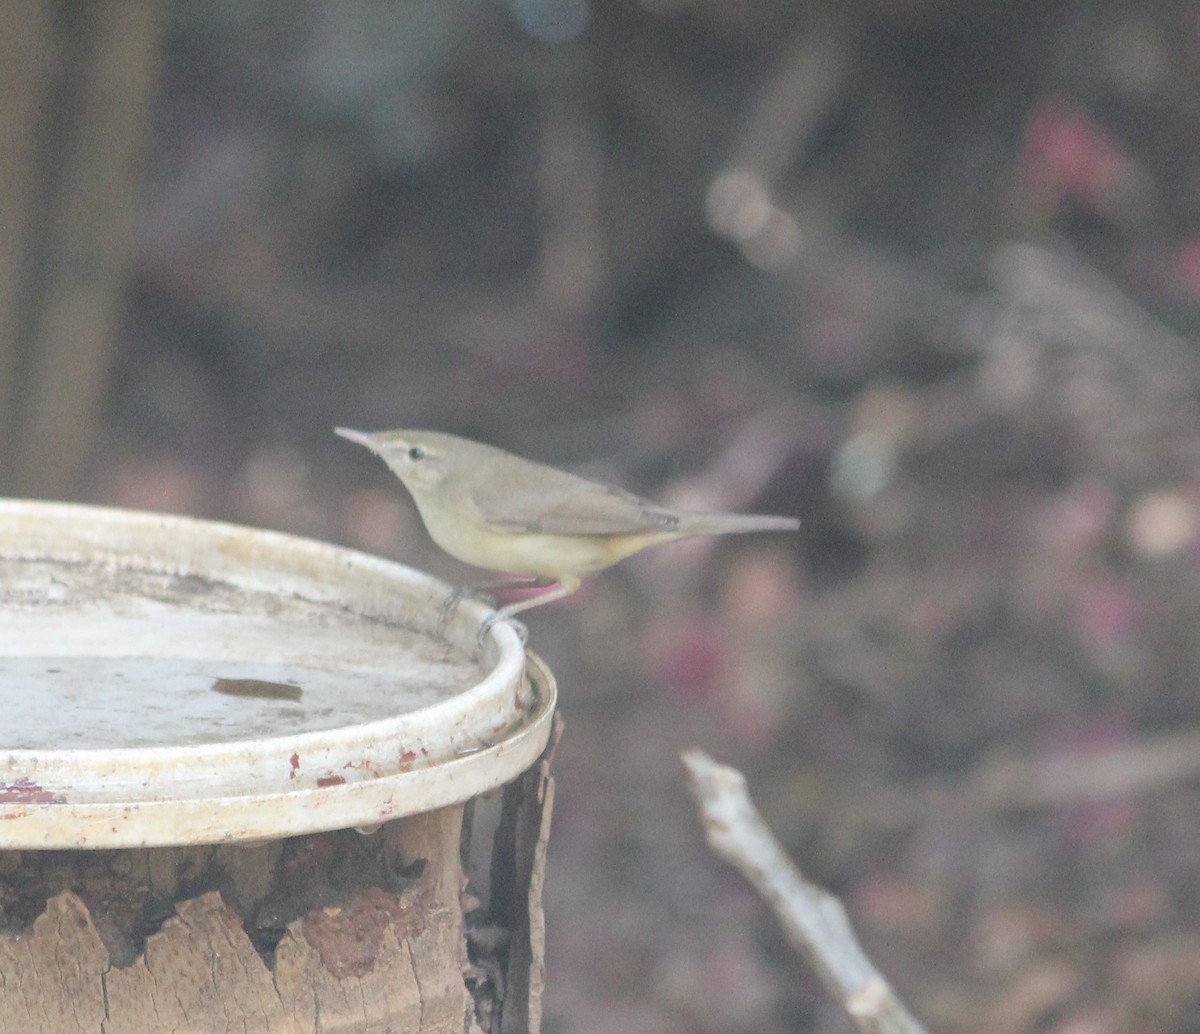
472, 478, 682, 536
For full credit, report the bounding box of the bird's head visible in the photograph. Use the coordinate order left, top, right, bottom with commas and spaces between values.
334, 427, 452, 494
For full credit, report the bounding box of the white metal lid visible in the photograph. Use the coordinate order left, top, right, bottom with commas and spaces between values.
0, 499, 555, 848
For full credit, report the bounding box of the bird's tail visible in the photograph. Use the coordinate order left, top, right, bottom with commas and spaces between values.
678, 511, 800, 536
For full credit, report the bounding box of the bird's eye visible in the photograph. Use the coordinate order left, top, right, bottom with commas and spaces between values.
408, 446, 426, 461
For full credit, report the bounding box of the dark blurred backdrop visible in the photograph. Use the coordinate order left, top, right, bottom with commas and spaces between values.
5, 2, 1200, 1031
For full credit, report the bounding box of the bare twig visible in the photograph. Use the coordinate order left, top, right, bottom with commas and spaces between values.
682, 749, 928, 1034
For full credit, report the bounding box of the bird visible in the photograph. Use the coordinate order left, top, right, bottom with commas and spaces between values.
335, 427, 799, 633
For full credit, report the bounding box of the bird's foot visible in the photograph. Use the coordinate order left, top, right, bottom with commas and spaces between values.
435, 592, 459, 639
436, 585, 499, 638
476, 612, 529, 648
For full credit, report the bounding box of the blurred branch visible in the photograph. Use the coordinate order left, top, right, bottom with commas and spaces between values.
967, 725, 1200, 812
662, 407, 802, 515
682, 749, 928, 1034
0, 1, 52, 478
705, 22, 852, 274
727, 23, 849, 190
771, 722, 1200, 844
535, 56, 603, 320
986, 241, 1200, 392
14, 2, 163, 497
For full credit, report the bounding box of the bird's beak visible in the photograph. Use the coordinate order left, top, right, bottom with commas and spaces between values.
334, 427, 376, 450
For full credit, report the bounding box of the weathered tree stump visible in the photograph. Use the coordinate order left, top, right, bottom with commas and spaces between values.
0, 762, 556, 1033
0, 501, 559, 1033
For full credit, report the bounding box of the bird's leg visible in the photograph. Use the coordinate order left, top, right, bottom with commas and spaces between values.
443, 576, 542, 611
495, 575, 582, 619
476, 576, 582, 646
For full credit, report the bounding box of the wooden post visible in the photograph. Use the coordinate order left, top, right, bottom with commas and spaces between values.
0, 731, 557, 1034
0, 502, 559, 1033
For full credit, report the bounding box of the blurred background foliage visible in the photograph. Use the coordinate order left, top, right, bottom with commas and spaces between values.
5, 1, 1200, 1031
